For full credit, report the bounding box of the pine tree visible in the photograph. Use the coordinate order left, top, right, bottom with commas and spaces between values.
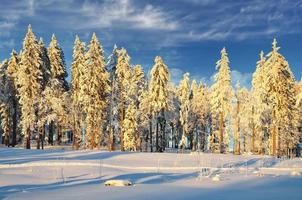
115, 48, 131, 151
210, 47, 234, 153
81, 33, 110, 149
123, 103, 137, 151
71, 36, 86, 149
178, 73, 191, 149
149, 56, 170, 152
265, 39, 298, 156
16, 25, 43, 149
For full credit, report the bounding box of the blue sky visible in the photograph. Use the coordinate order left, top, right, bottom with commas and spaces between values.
0, 0, 302, 87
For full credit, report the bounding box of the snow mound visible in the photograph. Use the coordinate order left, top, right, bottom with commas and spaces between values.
290, 170, 301, 176
104, 180, 132, 187
211, 175, 221, 182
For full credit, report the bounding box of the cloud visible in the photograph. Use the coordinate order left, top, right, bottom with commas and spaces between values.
231, 70, 252, 89
76, 0, 179, 31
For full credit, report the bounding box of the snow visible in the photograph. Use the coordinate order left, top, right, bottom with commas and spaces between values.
0, 148, 302, 200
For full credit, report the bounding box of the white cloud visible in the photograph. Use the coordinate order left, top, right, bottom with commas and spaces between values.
78, 0, 179, 31
231, 70, 252, 89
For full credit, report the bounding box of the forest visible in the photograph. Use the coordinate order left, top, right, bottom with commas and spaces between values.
0, 25, 301, 157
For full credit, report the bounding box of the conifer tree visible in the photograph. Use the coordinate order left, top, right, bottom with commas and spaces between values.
265, 39, 298, 156
115, 48, 131, 151
0, 60, 10, 146
6, 50, 20, 146
123, 103, 137, 151
210, 48, 234, 153
46, 34, 69, 146
251, 51, 267, 154
178, 73, 191, 149
16, 25, 43, 149
149, 56, 170, 152
71, 36, 85, 149
106, 45, 120, 151
191, 81, 210, 151
81, 33, 110, 149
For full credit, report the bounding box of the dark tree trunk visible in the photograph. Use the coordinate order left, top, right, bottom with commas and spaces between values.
56, 124, 61, 145
149, 119, 153, 152
11, 98, 17, 147
25, 129, 30, 149
120, 105, 125, 151
49, 121, 54, 145
156, 120, 159, 152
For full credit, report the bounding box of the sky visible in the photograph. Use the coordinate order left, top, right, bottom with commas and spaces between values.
0, 0, 302, 88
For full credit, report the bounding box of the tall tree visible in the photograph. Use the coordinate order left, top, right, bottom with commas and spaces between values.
46, 34, 69, 146
16, 25, 43, 149
81, 33, 110, 149
123, 103, 138, 151
149, 56, 170, 152
178, 73, 191, 149
71, 36, 85, 149
210, 47, 234, 153
7, 50, 20, 147
251, 51, 267, 154
115, 48, 131, 151
265, 39, 298, 156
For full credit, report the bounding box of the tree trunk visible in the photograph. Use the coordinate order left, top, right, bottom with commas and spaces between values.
120, 105, 125, 151
219, 112, 224, 153
41, 124, 45, 150
25, 128, 30, 149
37, 133, 41, 149
234, 101, 240, 155
149, 119, 153, 152
56, 124, 61, 145
156, 120, 159, 152
11, 98, 17, 147
49, 121, 54, 145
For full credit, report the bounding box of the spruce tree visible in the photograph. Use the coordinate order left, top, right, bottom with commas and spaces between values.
265, 39, 298, 156
115, 48, 131, 151
16, 25, 43, 149
123, 103, 137, 151
71, 36, 85, 149
178, 73, 191, 149
149, 56, 170, 152
81, 33, 110, 149
210, 47, 234, 153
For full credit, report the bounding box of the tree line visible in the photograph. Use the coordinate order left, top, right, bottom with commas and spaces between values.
0, 25, 301, 157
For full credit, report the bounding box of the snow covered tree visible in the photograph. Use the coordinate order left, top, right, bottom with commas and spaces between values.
191, 81, 210, 151
16, 25, 43, 149
251, 51, 268, 154
6, 50, 20, 146
149, 56, 170, 152
81, 33, 110, 149
46, 34, 69, 146
106, 45, 120, 151
115, 48, 131, 151
71, 36, 86, 149
178, 73, 191, 149
0, 60, 10, 146
123, 103, 138, 151
265, 39, 298, 156
210, 47, 234, 153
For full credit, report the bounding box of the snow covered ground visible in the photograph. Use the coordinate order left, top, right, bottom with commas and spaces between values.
1, 148, 302, 200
